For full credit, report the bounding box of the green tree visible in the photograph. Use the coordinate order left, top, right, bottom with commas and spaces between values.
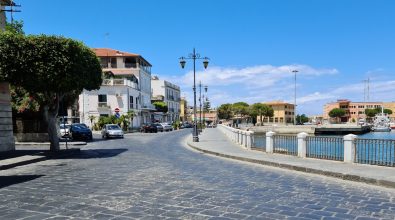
0, 32, 102, 151
217, 103, 233, 120
365, 108, 377, 118
153, 101, 168, 112
328, 108, 346, 123
232, 102, 249, 126
296, 114, 309, 124
250, 103, 273, 125
203, 99, 211, 111
384, 109, 393, 115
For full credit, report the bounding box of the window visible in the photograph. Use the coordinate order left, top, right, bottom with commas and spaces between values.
110, 58, 117, 68
124, 57, 136, 68
130, 96, 134, 109
100, 58, 108, 68
98, 94, 107, 103
98, 94, 107, 107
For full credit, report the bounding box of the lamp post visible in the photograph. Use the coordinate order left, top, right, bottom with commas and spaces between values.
198, 81, 202, 133
292, 70, 298, 125
203, 85, 208, 127
179, 49, 209, 142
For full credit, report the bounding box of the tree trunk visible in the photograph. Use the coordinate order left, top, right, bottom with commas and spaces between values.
43, 96, 60, 151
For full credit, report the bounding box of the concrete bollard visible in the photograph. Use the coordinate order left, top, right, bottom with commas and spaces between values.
344, 134, 357, 163
266, 131, 275, 153
246, 131, 253, 150
297, 132, 308, 158
244, 131, 248, 148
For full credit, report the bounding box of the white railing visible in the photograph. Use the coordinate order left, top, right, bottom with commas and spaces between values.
217, 124, 254, 150
102, 79, 138, 90
218, 125, 395, 167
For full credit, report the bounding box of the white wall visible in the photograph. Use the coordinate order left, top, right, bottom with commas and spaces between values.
79, 85, 141, 128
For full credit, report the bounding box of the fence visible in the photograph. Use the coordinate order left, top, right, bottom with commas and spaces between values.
252, 135, 266, 151
273, 135, 297, 155
217, 124, 254, 150
217, 125, 395, 167
355, 138, 395, 167
306, 136, 344, 161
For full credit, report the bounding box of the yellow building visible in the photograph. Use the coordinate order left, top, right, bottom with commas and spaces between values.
179, 98, 188, 122
258, 101, 295, 124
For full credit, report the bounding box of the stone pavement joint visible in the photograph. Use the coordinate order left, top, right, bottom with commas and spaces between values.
187, 128, 395, 189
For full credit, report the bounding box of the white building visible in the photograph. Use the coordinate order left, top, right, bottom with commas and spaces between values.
151, 76, 181, 122
78, 48, 155, 128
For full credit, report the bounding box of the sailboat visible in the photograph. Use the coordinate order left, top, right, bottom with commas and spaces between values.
371, 107, 391, 132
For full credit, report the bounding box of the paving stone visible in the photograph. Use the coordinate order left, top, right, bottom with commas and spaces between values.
0, 130, 393, 219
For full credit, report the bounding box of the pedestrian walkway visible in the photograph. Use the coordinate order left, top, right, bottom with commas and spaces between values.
187, 128, 395, 188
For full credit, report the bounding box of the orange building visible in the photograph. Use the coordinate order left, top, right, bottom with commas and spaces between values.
323, 99, 395, 122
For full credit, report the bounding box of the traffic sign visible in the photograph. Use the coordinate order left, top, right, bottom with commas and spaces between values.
114, 107, 120, 113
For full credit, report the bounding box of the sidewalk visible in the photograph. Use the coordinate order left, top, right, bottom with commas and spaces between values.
187, 128, 395, 189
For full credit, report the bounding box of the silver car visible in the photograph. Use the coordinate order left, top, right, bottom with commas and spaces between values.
160, 123, 173, 132
101, 124, 124, 139
59, 124, 71, 137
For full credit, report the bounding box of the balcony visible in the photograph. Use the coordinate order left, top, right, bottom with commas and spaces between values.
141, 103, 156, 111
98, 102, 110, 109
102, 79, 138, 90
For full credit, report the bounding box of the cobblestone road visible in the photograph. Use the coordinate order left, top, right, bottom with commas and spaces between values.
0, 129, 394, 219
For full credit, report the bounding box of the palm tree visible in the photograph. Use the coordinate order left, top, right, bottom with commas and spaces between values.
88, 115, 96, 128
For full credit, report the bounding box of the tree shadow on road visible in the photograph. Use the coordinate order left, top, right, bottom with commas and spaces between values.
0, 175, 44, 189
60, 148, 128, 159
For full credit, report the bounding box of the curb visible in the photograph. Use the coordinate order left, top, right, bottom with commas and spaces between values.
186, 142, 395, 189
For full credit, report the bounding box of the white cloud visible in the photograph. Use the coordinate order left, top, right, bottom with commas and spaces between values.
177, 64, 338, 88
161, 64, 395, 116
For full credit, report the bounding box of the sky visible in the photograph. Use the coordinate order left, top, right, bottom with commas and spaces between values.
9, 0, 395, 115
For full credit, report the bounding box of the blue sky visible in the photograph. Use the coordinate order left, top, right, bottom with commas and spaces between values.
10, 0, 395, 115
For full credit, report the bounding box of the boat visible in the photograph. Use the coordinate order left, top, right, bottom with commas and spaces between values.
371, 107, 391, 132
390, 122, 395, 130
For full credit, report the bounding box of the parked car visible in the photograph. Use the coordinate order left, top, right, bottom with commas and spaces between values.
182, 123, 193, 128
69, 123, 93, 141
140, 123, 158, 133
160, 123, 173, 132
59, 124, 71, 137
153, 123, 164, 132
101, 124, 124, 139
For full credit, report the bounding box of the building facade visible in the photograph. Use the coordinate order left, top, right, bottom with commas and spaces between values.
151, 76, 181, 122
257, 101, 295, 124
179, 98, 188, 122
79, 48, 154, 128
323, 99, 395, 122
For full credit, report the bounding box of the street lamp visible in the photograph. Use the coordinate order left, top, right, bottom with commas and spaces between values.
179, 48, 209, 142
292, 70, 298, 125
203, 86, 208, 127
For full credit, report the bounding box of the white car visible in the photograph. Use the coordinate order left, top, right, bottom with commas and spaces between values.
101, 124, 124, 139
160, 123, 173, 132
59, 124, 71, 137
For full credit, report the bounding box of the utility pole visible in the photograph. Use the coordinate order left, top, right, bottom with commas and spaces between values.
292, 70, 298, 125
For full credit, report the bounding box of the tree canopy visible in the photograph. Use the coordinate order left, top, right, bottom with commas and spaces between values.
153, 101, 168, 112
217, 103, 233, 120
328, 108, 346, 118
0, 31, 103, 150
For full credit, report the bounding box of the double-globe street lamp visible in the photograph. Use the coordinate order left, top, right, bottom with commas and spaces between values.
179, 49, 209, 142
